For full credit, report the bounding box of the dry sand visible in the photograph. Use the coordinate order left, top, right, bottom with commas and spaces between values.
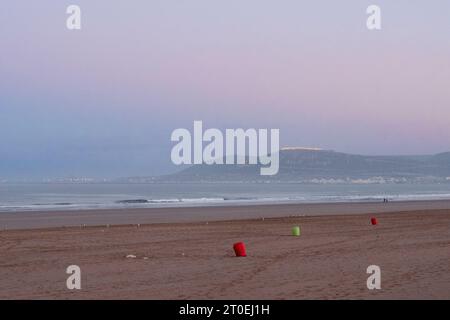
0, 203, 449, 299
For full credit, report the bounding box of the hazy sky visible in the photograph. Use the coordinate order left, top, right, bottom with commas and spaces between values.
1, 1, 450, 178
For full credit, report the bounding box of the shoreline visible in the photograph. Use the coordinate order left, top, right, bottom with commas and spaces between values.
1, 199, 450, 230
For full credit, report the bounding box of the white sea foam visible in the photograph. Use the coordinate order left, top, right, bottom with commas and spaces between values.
1, 183, 450, 212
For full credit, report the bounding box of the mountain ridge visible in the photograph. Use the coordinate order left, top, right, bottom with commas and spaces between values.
150, 148, 450, 183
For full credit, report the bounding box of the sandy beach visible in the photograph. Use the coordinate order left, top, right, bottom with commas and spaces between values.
0, 201, 449, 299
1, 199, 450, 230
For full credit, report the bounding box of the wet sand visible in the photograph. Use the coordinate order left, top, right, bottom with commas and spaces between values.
0, 203, 449, 299
1, 200, 450, 230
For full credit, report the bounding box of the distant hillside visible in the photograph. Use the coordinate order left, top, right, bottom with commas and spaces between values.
146, 149, 450, 183
115, 149, 450, 184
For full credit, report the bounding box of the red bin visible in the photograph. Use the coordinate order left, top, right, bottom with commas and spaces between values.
233, 242, 247, 257
371, 217, 378, 225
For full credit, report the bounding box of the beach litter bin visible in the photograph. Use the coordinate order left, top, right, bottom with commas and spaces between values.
233, 242, 247, 257
371, 217, 378, 225
292, 226, 301, 236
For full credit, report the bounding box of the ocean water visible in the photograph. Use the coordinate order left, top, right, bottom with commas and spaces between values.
1, 183, 450, 212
